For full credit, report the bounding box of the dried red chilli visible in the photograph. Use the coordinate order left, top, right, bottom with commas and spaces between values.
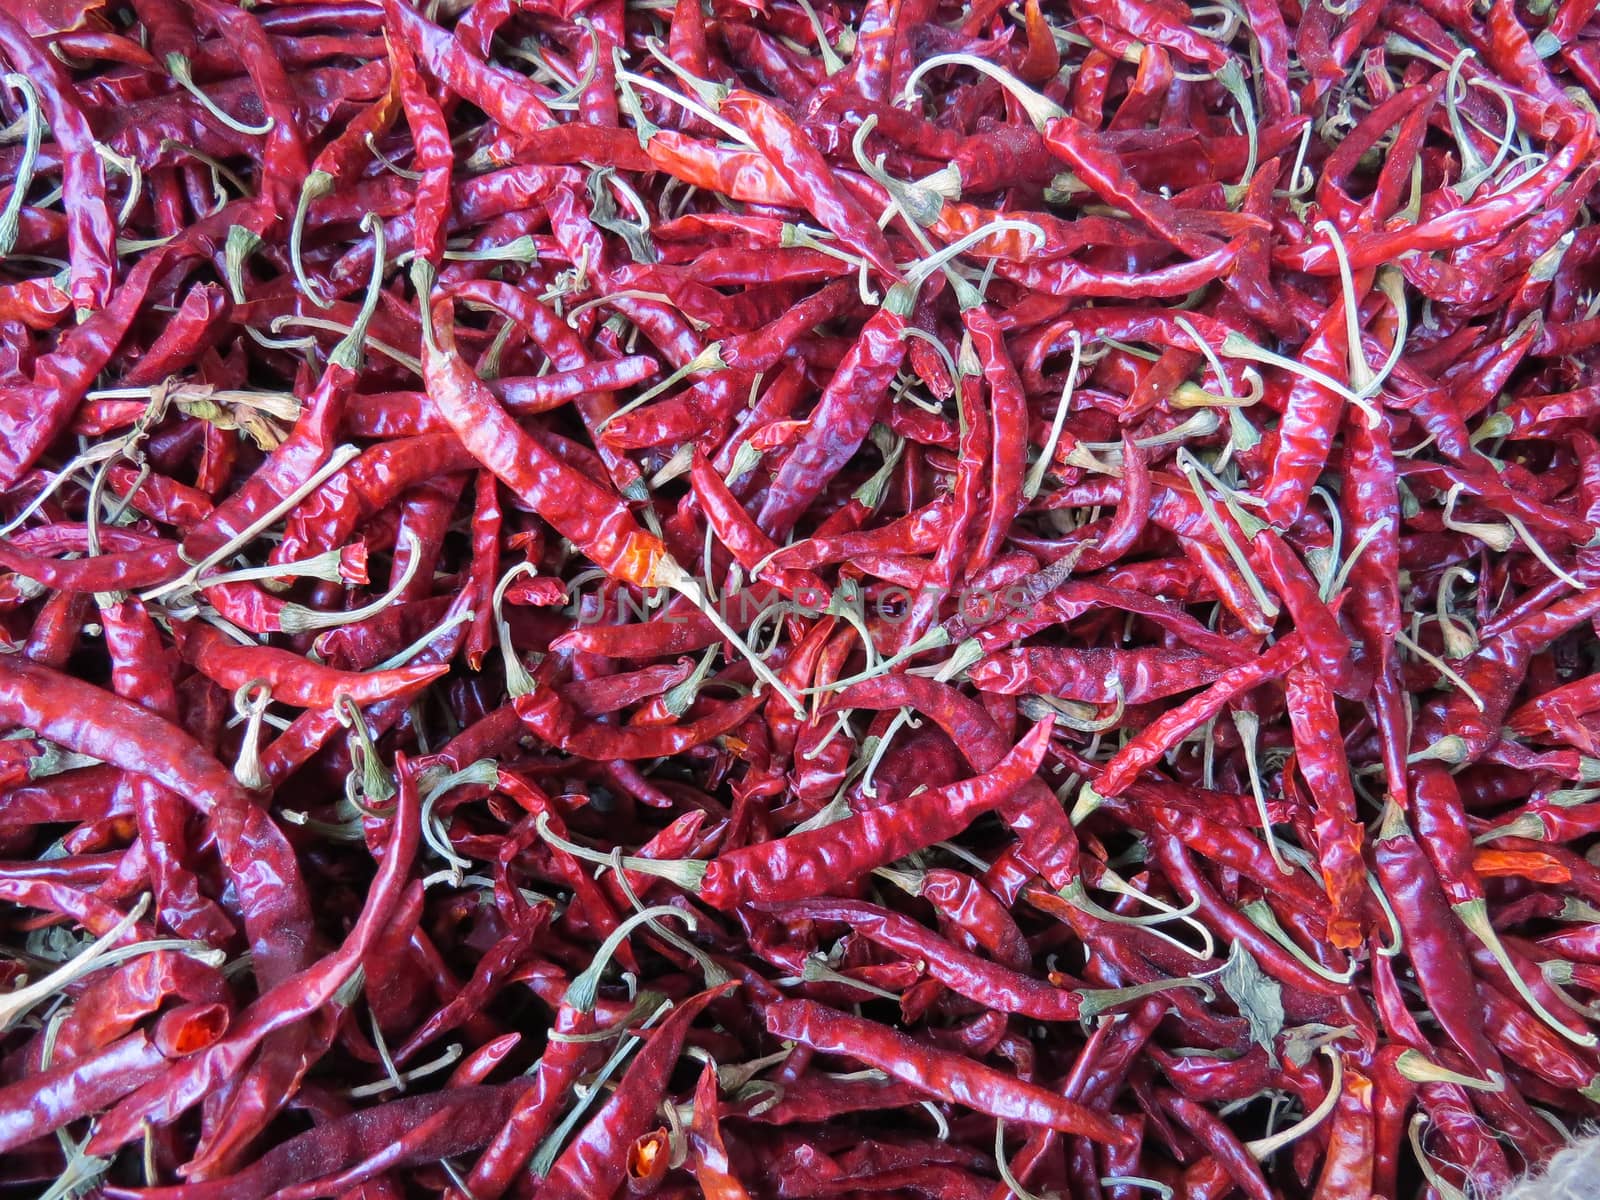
761, 996, 1132, 1143
0, 7, 116, 312
1, 1, 1600, 1195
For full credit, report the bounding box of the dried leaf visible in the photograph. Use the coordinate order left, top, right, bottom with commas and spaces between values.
1219, 941, 1284, 1063
1282, 1023, 1357, 1069
587, 169, 657, 265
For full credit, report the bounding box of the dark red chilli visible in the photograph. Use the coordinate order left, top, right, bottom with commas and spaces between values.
0, 1, 1597, 1196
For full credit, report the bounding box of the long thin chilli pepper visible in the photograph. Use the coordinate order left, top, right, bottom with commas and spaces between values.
1413, 763, 1598, 1050
831, 673, 1080, 886
177, 225, 384, 567
971, 645, 1231, 703
422, 291, 801, 709
0, 236, 211, 489
690, 450, 827, 600
1285, 665, 1367, 949
461, 1002, 608, 1200
1342, 409, 1405, 803
101, 1082, 535, 1200
692, 718, 1052, 907
1252, 529, 1357, 695
0, 8, 114, 310
516, 686, 765, 759
421, 296, 663, 585
381, 0, 555, 135
1312, 1066, 1376, 1200
1418, 589, 1600, 766
175, 621, 448, 707
720, 91, 900, 280
1373, 804, 1507, 1078
769, 897, 1201, 1019
1094, 634, 1306, 798
0, 537, 184, 592
386, 10, 452, 271
688, 1061, 752, 1198
763, 997, 1132, 1143
275, 433, 476, 561
757, 295, 913, 537
901, 350, 988, 642
882, 864, 1033, 969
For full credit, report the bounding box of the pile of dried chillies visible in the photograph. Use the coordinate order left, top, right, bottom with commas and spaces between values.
2, 0, 1600, 1196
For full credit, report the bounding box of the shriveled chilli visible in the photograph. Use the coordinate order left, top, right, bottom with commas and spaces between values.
1, 1, 1599, 1198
